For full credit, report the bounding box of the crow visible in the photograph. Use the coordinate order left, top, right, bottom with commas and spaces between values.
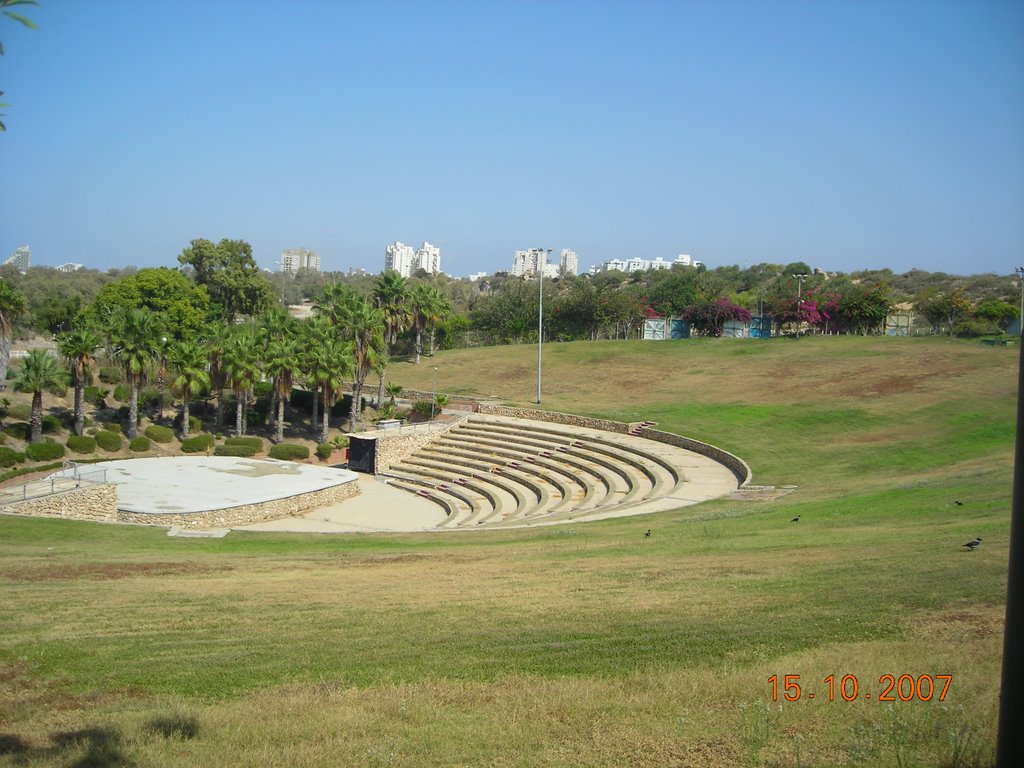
954, 500, 964, 506
644, 529, 651, 538
962, 537, 982, 551
790, 515, 801, 523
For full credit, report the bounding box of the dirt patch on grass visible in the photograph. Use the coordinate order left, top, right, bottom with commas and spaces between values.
908, 605, 1003, 642
2, 561, 233, 582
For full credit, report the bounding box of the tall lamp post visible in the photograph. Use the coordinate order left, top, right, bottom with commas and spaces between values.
794, 274, 808, 337
1016, 267, 1024, 338
537, 248, 552, 404
430, 366, 438, 421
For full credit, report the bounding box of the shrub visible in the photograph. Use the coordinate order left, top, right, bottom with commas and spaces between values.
225, 436, 263, 450
315, 442, 333, 460
98, 366, 122, 384
0, 446, 25, 467
66, 435, 97, 454
3, 422, 30, 441
139, 387, 161, 410
113, 384, 130, 403
174, 412, 203, 434
330, 434, 349, 449
268, 443, 309, 461
0, 432, 5, 445
104, 421, 122, 433
144, 424, 175, 443
412, 400, 437, 419
84, 385, 108, 406
26, 441, 65, 462
290, 388, 314, 412
214, 444, 258, 457
129, 436, 151, 452
181, 433, 215, 453
253, 381, 273, 399
42, 414, 63, 434
96, 430, 123, 452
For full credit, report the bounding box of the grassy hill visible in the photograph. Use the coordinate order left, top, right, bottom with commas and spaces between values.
0, 336, 1012, 767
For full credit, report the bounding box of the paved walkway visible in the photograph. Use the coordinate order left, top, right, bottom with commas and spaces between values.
234, 475, 446, 534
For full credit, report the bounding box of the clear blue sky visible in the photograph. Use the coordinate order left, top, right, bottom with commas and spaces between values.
1, 0, 1022, 277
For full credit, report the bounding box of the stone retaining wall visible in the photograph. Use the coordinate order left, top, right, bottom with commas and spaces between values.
116, 480, 361, 529
374, 430, 451, 474
0, 483, 120, 523
0, 478, 361, 530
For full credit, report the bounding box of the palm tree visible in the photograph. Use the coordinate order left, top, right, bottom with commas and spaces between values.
409, 284, 448, 364
168, 339, 211, 439
222, 323, 261, 436
426, 288, 452, 356
299, 316, 332, 436
0, 280, 27, 390
12, 349, 68, 443
373, 270, 410, 404
202, 320, 232, 431
109, 308, 164, 439
57, 327, 101, 436
264, 335, 301, 443
307, 335, 352, 443
384, 382, 403, 406
342, 297, 385, 430
258, 307, 297, 435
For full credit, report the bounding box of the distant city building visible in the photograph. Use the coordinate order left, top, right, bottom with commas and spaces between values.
3, 246, 30, 273
467, 272, 489, 282
56, 262, 84, 272
385, 240, 441, 277
415, 242, 441, 274
280, 247, 320, 274
512, 248, 552, 278
560, 249, 579, 277
589, 253, 702, 274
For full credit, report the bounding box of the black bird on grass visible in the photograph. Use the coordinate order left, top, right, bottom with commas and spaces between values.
954, 500, 964, 506
962, 537, 982, 551
644, 529, 651, 538
790, 515, 801, 523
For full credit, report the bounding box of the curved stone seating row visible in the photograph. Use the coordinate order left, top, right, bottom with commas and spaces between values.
382, 413, 733, 529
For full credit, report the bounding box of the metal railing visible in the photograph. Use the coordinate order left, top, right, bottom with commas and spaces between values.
0, 461, 109, 506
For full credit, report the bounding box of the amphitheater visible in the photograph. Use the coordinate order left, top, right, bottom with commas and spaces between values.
0, 405, 749, 533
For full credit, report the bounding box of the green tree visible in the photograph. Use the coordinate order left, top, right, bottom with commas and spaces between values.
109, 308, 165, 439
222, 323, 261, 436
85, 268, 211, 340
264, 335, 301, 443
0, 279, 26, 388
409, 283, 448, 364
307, 334, 351, 443
178, 238, 275, 321
373, 270, 410, 403
57, 327, 101, 436
918, 289, 973, 335
168, 339, 211, 439
12, 349, 68, 443
202, 320, 232, 431
975, 298, 1018, 330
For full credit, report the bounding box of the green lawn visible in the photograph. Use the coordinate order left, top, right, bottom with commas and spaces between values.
0, 336, 1012, 766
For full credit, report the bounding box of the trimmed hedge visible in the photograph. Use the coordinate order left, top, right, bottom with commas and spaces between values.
315, 443, 333, 460
214, 444, 258, 458
144, 424, 175, 443
0, 446, 26, 467
66, 435, 97, 454
96, 431, 123, 452
268, 443, 309, 461
129, 436, 151, 452
42, 414, 63, 434
181, 433, 215, 453
225, 436, 263, 450
26, 441, 65, 462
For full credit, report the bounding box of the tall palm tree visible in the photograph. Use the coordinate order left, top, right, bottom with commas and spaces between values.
168, 339, 211, 439
307, 335, 352, 443
373, 270, 410, 404
426, 288, 452, 356
341, 297, 385, 430
202, 320, 232, 431
258, 307, 296, 435
409, 284, 448, 364
299, 316, 332, 436
264, 335, 301, 443
12, 349, 68, 443
222, 324, 261, 436
57, 327, 101, 436
109, 308, 164, 439
0, 280, 27, 390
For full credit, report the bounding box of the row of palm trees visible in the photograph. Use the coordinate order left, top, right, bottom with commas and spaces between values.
9, 275, 452, 447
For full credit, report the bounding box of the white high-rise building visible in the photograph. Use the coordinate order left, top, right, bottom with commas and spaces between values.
57, 262, 84, 272
560, 249, 578, 276
414, 242, 441, 275
3, 246, 30, 273
512, 248, 551, 277
590, 253, 702, 274
385, 241, 416, 277
280, 248, 321, 274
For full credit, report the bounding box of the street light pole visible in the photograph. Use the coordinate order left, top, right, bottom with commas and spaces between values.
430, 366, 437, 421
1016, 267, 1024, 338
794, 274, 808, 337
537, 248, 551, 404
